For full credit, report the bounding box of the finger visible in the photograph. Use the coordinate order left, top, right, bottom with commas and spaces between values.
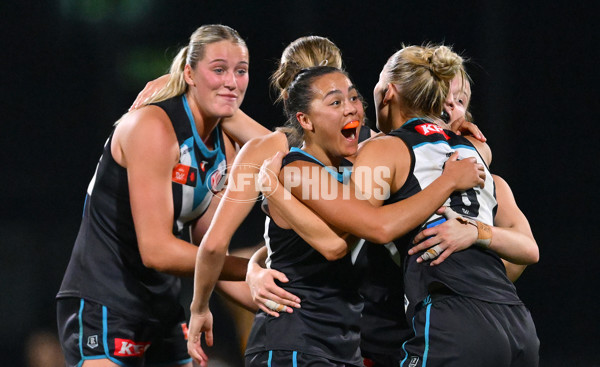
258, 303, 281, 317
205, 329, 213, 347
430, 249, 453, 266
413, 228, 434, 245
188, 340, 207, 366
264, 299, 288, 313
410, 236, 438, 255
419, 245, 443, 262
447, 151, 459, 162
441, 207, 460, 221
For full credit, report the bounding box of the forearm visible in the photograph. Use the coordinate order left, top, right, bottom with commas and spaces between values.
221, 255, 250, 281
221, 109, 270, 146
488, 226, 539, 265
215, 280, 258, 312
190, 240, 227, 313
375, 175, 458, 243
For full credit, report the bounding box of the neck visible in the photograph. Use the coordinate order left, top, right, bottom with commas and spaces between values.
301, 142, 342, 168
185, 92, 220, 143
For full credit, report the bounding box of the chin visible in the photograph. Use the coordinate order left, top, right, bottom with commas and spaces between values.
216, 107, 237, 118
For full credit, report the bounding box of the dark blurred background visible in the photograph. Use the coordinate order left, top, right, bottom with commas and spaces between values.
2, 1, 597, 366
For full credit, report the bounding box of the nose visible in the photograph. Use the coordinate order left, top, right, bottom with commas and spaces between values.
344, 97, 358, 115
223, 71, 237, 90
444, 94, 454, 111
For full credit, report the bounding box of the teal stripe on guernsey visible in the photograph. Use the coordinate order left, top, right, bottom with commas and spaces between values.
289, 147, 351, 183
181, 94, 221, 157
268, 350, 273, 367
412, 140, 478, 152
402, 117, 433, 127
293, 351, 298, 367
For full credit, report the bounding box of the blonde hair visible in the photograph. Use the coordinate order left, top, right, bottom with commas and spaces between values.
145, 24, 247, 106
384, 43, 466, 120
270, 36, 342, 102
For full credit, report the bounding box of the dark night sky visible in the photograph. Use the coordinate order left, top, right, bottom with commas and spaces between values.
2, 1, 598, 366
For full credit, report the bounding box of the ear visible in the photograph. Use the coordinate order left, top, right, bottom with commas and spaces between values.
382, 83, 396, 105
183, 64, 195, 87
296, 112, 313, 131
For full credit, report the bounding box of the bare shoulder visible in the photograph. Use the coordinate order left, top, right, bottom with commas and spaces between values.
465, 136, 492, 166
113, 105, 178, 167
238, 131, 288, 158
357, 134, 408, 161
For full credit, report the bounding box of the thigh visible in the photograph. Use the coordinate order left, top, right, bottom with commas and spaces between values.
501, 304, 540, 367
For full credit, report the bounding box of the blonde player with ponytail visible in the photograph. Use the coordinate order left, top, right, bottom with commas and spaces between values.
57, 24, 263, 367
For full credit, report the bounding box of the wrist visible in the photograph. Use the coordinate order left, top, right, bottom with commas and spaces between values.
457, 217, 492, 248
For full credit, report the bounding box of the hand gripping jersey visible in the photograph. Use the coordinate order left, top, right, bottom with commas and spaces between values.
57, 95, 227, 319
245, 148, 363, 366
386, 118, 523, 321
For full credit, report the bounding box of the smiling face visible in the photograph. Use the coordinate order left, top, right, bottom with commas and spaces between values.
444, 74, 471, 125
299, 71, 364, 162
185, 40, 249, 120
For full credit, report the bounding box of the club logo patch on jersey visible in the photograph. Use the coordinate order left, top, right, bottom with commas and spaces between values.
208, 162, 227, 193
172, 164, 198, 187
114, 338, 151, 357
415, 123, 450, 140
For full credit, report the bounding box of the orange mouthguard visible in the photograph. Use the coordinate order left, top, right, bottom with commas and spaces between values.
342, 120, 360, 130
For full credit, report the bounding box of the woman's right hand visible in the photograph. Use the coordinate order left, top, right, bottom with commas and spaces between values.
129, 74, 170, 111
443, 151, 486, 190
258, 151, 287, 194
246, 262, 301, 317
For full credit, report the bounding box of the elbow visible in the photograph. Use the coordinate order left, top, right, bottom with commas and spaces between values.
514, 245, 539, 266
199, 235, 229, 257
140, 249, 170, 272
367, 223, 396, 244
322, 239, 349, 261
528, 246, 540, 265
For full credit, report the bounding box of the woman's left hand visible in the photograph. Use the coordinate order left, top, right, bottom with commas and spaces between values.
451, 116, 486, 142
408, 207, 478, 266
187, 308, 213, 367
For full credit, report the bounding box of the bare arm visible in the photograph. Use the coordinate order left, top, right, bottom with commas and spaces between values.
187, 132, 350, 361
492, 175, 538, 279
220, 109, 271, 146
410, 175, 539, 271
270, 137, 485, 244
114, 106, 200, 276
